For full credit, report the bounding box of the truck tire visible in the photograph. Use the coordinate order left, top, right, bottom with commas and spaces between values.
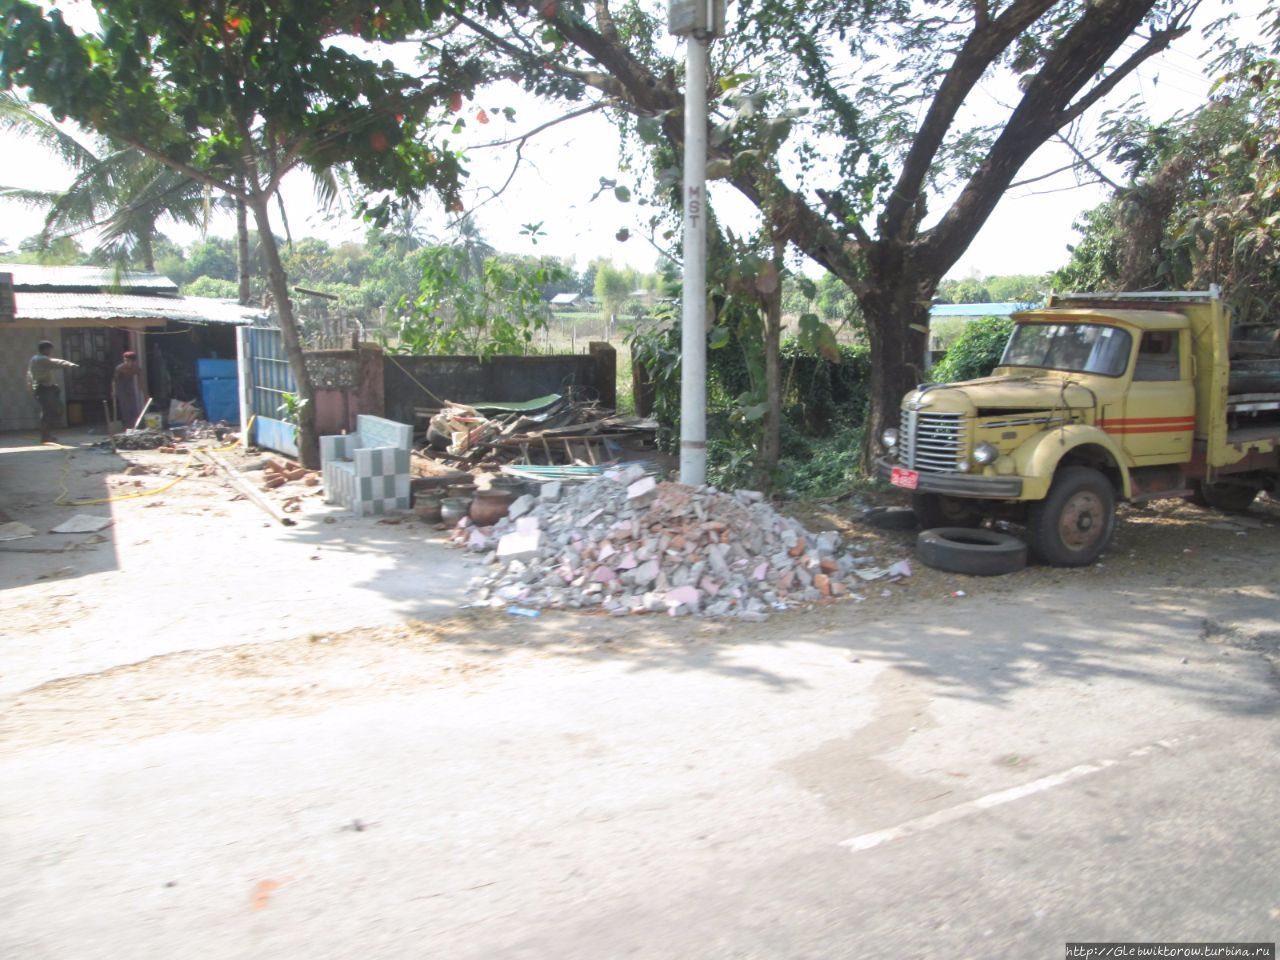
917, 527, 1028, 576
1199, 481, 1258, 513
1026, 466, 1116, 567
912, 493, 984, 529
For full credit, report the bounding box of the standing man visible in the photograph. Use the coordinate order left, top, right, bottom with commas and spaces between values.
113, 350, 143, 429
27, 340, 78, 444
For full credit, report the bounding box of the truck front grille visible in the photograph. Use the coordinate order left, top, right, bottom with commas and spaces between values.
900, 409, 967, 472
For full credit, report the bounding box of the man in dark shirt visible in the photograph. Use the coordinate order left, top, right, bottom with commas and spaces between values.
27, 340, 79, 444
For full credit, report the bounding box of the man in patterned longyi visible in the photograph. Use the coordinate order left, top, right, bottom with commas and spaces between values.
26, 340, 79, 444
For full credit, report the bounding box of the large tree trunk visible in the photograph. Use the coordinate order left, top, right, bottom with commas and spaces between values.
235, 182, 251, 306
246, 190, 319, 469
139, 229, 155, 273
858, 258, 934, 473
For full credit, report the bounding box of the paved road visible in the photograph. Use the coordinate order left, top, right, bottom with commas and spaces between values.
3, 578, 1277, 959
0, 433, 474, 696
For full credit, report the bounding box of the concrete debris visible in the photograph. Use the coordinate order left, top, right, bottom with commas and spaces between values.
51, 514, 113, 534
104, 429, 177, 450
450, 474, 907, 619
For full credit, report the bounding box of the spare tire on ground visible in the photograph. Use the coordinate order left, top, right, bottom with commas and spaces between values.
864, 506, 918, 531
917, 527, 1028, 576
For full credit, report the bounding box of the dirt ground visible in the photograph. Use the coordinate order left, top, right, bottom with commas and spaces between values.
3, 426, 1278, 757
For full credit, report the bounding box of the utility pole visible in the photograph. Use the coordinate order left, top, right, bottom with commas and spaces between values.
669, 0, 724, 487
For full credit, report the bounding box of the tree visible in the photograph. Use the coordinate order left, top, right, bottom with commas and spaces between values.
393, 245, 566, 357
937, 277, 993, 305
931, 316, 1016, 382
0, 93, 215, 271
1055, 41, 1280, 325
593, 260, 632, 318
185, 238, 241, 284
0, 0, 482, 466
14, 232, 86, 264
440, 0, 1204, 468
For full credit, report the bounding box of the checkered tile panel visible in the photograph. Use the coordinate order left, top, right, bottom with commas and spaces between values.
320, 417, 412, 517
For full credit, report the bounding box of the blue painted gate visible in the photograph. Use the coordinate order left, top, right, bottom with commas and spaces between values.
238, 326, 299, 458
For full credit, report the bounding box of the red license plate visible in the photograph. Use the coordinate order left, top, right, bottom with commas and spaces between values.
890, 467, 919, 490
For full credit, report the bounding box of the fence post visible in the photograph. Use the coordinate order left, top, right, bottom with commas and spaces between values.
236, 326, 253, 445
588, 342, 616, 410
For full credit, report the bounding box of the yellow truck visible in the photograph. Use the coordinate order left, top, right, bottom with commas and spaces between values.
876, 288, 1280, 566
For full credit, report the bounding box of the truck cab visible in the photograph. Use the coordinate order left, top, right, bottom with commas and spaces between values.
877, 289, 1280, 566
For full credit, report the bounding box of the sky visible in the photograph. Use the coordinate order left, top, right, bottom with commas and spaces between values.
0, 2, 1229, 282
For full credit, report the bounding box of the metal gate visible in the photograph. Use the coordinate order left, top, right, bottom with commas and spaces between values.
236, 325, 298, 457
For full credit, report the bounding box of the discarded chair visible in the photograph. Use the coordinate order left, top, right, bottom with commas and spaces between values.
319, 414, 413, 516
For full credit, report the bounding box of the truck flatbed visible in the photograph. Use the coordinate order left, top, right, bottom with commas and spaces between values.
1226, 392, 1280, 414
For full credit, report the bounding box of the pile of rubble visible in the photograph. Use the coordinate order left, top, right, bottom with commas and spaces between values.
102, 429, 177, 450
450, 466, 909, 619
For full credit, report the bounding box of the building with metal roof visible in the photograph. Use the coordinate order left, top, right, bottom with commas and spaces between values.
929, 301, 1038, 319
0, 263, 267, 433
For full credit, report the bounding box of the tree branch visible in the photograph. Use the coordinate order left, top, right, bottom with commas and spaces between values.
1049, 133, 1125, 191
920, 0, 1196, 277
1052, 20, 1194, 129
113, 135, 241, 197
881, 0, 1059, 241
816, 189, 873, 248
446, 4, 628, 99
468, 101, 607, 150
593, 0, 621, 43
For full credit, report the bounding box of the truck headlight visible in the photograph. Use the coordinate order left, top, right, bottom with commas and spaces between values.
973, 442, 998, 465
881, 427, 899, 448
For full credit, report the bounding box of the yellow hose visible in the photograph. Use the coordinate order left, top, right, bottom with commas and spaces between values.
54, 416, 255, 507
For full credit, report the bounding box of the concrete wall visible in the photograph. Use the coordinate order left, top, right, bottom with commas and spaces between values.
300, 343, 618, 435
0, 326, 64, 432
306, 345, 385, 436
381, 346, 616, 427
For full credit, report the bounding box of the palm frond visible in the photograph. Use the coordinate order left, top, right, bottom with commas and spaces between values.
0, 92, 101, 172
0, 186, 60, 209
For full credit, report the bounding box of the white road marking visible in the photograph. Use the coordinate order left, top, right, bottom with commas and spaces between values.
840, 736, 1195, 854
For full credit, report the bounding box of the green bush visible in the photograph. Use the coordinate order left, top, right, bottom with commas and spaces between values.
776, 422, 867, 497
931, 316, 1014, 382
183, 275, 239, 299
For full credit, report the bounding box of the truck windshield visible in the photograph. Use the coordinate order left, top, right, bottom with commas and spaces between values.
1001, 323, 1132, 377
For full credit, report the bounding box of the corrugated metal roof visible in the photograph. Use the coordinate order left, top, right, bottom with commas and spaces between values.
930, 302, 1038, 318
13, 291, 264, 326
550, 293, 582, 304
0, 262, 180, 295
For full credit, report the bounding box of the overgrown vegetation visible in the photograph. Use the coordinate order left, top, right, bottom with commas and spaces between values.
630, 311, 870, 493
390, 248, 567, 357
1054, 33, 1280, 326
930, 317, 1015, 383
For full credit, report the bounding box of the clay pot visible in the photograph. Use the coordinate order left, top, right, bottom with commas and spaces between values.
489, 475, 532, 498
446, 482, 477, 499
413, 491, 444, 523
440, 496, 473, 526
470, 487, 517, 526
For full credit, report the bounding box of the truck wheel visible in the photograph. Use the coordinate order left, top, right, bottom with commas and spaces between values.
1026, 466, 1116, 567
1185, 481, 1257, 512
912, 493, 984, 529
1183, 482, 1210, 507
917, 527, 1028, 576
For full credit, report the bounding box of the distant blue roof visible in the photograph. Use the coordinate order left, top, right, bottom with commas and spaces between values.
930, 301, 1038, 318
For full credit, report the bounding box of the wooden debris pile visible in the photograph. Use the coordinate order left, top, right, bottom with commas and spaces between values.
421, 394, 657, 469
